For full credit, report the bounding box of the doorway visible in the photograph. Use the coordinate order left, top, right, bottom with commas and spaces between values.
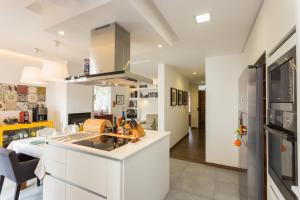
170, 89, 206, 164
198, 90, 206, 129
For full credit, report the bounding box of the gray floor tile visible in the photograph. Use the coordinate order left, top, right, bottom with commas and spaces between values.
216, 168, 241, 185
175, 172, 216, 198
214, 181, 240, 200
184, 162, 218, 179
164, 189, 209, 200
170, 158, 189, 188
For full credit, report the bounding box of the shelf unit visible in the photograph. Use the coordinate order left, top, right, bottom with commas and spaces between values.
0, 120, 54, 147
128, 85, 158, 121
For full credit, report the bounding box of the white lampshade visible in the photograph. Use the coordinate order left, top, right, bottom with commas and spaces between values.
20, 66, 47, 85
42, 60, 69, 82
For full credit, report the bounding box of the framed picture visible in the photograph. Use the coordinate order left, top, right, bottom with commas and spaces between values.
183, 91, 188, 105
116, 95, 125, 105
170, 88, 177, 106
178, 90, 183, 105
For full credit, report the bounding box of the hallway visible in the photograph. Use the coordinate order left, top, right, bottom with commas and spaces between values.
170, 128, 205, 164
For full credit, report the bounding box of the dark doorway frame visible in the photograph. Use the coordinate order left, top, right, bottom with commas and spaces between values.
198, 90, 206, 129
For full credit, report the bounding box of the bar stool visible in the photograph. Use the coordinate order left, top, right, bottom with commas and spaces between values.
0, 148, 40, 200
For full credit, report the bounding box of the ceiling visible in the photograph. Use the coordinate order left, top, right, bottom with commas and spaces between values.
0, 0, 262, 84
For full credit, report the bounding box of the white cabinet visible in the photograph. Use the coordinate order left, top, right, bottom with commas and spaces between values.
66, 150, 108, 196
43, 175, 66, 200
66, 184, 105, 200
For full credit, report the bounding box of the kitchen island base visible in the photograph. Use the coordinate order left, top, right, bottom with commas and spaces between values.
43, 131, 170, 200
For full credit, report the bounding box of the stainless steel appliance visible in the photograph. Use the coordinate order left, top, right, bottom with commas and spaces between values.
265, 125, 297, 199
65, 23, 153, 86
268, 46, 297, 133
267, 46, 297, 200
238, 58, 265, 200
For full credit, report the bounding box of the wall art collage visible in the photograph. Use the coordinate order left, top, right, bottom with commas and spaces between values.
170, 88, 188, 106
0, 84, 46, 111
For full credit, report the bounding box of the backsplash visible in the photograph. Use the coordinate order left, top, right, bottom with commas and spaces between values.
0, 84, 46, 111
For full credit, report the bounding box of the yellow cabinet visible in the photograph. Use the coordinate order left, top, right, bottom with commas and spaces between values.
0, 120, 53, 147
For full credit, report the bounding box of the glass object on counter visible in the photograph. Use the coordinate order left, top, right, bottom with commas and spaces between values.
3, 126, 45, 147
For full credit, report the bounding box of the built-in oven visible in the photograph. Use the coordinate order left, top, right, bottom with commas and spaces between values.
266, 125, 297, 200
267, 46, 297, 199
268, 46, 297, 133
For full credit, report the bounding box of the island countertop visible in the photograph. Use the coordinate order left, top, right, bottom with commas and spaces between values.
46, 130, 170, 161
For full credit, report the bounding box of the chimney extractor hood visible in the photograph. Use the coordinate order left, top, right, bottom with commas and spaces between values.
66, 23, 153, 86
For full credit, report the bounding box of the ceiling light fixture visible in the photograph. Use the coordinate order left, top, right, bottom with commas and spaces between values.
195, 12, 211, 24
58, 31, 65, 36
42, 61, 68, 82
192, 72, 197, 75
21, 66, 46, 85
158, 44, 163, 48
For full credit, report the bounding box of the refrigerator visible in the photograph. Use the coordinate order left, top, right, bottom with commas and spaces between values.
238, 65, 264, 200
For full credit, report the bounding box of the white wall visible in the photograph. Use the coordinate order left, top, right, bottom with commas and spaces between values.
46, 82, 67, 131
66, 84, 93, 114
189, 83, 199, 128
205, 54, 243, 168
242, 0, 297, 67
158, 64, 189, 147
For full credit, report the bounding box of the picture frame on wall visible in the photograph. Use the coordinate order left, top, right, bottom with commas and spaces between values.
170, 88, 177, 106
182, 91, 186, 105
178, 90, 183, 105
116, 95, 125, 105
183, 91, 188, 105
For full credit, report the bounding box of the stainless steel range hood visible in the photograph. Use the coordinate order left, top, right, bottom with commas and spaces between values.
66, 23, 153, 86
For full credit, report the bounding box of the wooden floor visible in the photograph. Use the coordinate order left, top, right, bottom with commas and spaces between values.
170, 128, 205, 164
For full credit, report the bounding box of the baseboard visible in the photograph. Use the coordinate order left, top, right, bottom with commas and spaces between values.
204, 161, 247, 173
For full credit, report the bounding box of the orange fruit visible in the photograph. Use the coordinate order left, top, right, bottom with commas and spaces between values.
234, 139, 241, 147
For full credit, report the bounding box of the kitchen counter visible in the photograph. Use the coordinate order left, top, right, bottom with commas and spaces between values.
43, 130, 170, 200
46, 130, 170, 160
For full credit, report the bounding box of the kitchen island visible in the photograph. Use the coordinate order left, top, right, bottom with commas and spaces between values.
43, 130, 170, 200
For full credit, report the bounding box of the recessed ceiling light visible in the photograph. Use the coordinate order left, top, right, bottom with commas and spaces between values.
158, 44, 163, 48
192, 72, 197, 75
195, 13, 211, 24
58, 31, 65, 35
101, 81, 106, 84
114, 83, 118, 86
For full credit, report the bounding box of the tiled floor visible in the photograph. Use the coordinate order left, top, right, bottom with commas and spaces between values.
0, 159, 241, 200
0, 180, 42, 200
170, 128, 205, 164
165, 158, 241, 200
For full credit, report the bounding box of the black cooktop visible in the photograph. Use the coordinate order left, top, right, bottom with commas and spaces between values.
73, 134, 132, 151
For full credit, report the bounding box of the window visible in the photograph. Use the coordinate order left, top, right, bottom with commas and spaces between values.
94, 86, 111, 113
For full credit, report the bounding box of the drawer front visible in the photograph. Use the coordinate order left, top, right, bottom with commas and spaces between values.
66, 185, 106, 200
43, 175, 66, 200
45, 160, 66, 179
44, 145, 67, 163
66, 150, 108, 196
